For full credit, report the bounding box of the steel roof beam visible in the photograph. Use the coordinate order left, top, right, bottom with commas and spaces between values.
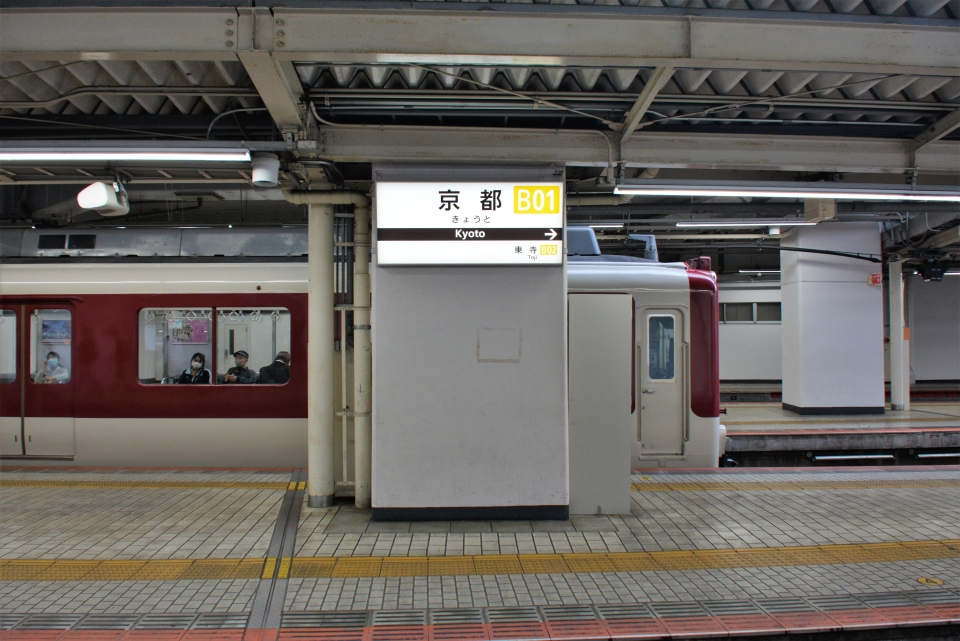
0, 7, 956, 77
913, 107, 960, 151
619, 66, 674, 142
315, 126, 960, 174
235, 8, 305, 136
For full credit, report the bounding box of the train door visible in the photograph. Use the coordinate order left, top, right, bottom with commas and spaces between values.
218, 323, 249, 376
0, 308, 20, 454
637, 310, 686, 457
3, 305, 76, 457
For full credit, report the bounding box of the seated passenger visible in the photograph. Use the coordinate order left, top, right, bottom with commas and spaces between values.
177, 352, 211, 384
257, 351, 290, 385
33, 351, 69, 384
224, 350, 258, 384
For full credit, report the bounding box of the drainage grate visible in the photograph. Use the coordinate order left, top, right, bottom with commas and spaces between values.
595, 603, 654, 619
15, 614, 82, 630
540, 605, 597, 621
371, 609, 426, 626
649, 601, 708, 618
702, 599, 765, 616
283, 611, 369, 628
908, 590, 960, 606
485, 607, 542, 623
806, 595, 867, 611
755, 597, 818, 613
75, 614, 140, 630
0, 615, 26, 630
858, 593, 921, 609
134, 613, 196, 629
429, 609, 484, 624
192, 613, 249, 629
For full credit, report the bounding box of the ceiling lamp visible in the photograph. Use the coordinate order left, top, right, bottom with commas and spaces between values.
675, 220, 815, 228
614, 180, 960, 202
0, 148, 251, 162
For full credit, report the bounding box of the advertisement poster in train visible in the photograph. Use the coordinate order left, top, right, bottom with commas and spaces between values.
169, 318, 209, 344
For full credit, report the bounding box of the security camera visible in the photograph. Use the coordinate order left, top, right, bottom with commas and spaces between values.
251, 153, 280, 188
77, 181, 129, 217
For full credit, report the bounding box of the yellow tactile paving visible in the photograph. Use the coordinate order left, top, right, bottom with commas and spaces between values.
380, 556, 428, 577
3, 539, 958, 581
0, 479, 289, 490
631, 479, 960, 492
428, 556, 477, 576
289, 558, 336, 579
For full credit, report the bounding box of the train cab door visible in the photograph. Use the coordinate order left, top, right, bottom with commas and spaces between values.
15, 305, 76, 457
637, 310, 686, 457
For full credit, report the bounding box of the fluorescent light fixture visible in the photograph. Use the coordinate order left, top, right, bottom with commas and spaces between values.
945, 272, 960, 276
0, 149, 251, 162
676, 220, 816, 228
739, 269, 781, 274
589, 224, 623, 229
614, 180, 960, 202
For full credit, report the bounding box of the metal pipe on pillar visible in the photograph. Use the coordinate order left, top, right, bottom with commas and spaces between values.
353, 205, 373, 508
283, 189, 371, 508
888, 260, 910, 411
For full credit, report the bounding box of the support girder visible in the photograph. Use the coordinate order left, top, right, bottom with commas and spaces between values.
0, 6, 957, 77
315, 127, 960, 174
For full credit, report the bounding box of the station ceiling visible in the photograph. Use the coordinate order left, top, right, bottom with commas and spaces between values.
0, 1, 957, 265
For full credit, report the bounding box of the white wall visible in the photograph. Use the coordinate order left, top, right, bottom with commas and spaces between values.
908, 274, 960, 382
718, 284, 782, 381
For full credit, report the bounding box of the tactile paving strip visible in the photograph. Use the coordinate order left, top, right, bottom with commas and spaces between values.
0, 479, 288, 490
5, 539, 957, 581
0, 559, 265, 581
631, 478, 960, 491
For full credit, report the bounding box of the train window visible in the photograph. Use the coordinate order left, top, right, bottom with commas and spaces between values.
37, 235, 66, 250
756, 302, 782, 322
216, 308, 291, 385
722, 303, 754, 322
0, 311, 16, 384
68, 235, 97, 250
138, 309, 214, 385
30, 309, 72, 384
648, 315, 675, 381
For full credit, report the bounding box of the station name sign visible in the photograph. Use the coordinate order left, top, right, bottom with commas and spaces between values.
376, 182, 564, 265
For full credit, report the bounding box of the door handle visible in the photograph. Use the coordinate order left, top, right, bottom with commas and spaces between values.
641, 388, 655, 394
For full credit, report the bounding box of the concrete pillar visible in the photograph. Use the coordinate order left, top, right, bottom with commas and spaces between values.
353, 205, 373, 508
781, 221, 885, 414
308, 203, 335, 507
888, 260, 910, 411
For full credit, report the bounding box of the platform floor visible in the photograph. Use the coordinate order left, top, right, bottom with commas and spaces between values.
1, 466, 958, 639
722, 402, 960, 433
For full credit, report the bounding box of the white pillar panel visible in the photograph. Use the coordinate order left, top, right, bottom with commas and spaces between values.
568, 293, 633, 516
371, 266, 568, 519
888, 261, 908, 411
781, 222, 885, 414
907, 274, 960, 382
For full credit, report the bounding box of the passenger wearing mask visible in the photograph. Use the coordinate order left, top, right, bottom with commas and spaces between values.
257, 351, 291, 385
177, 352, 211, 384
34, 351, 70, 384
224, 350, 258, 384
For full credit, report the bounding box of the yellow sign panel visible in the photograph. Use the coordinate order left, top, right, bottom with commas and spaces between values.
540, 244, 559, 256
514, 185, 561, 214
